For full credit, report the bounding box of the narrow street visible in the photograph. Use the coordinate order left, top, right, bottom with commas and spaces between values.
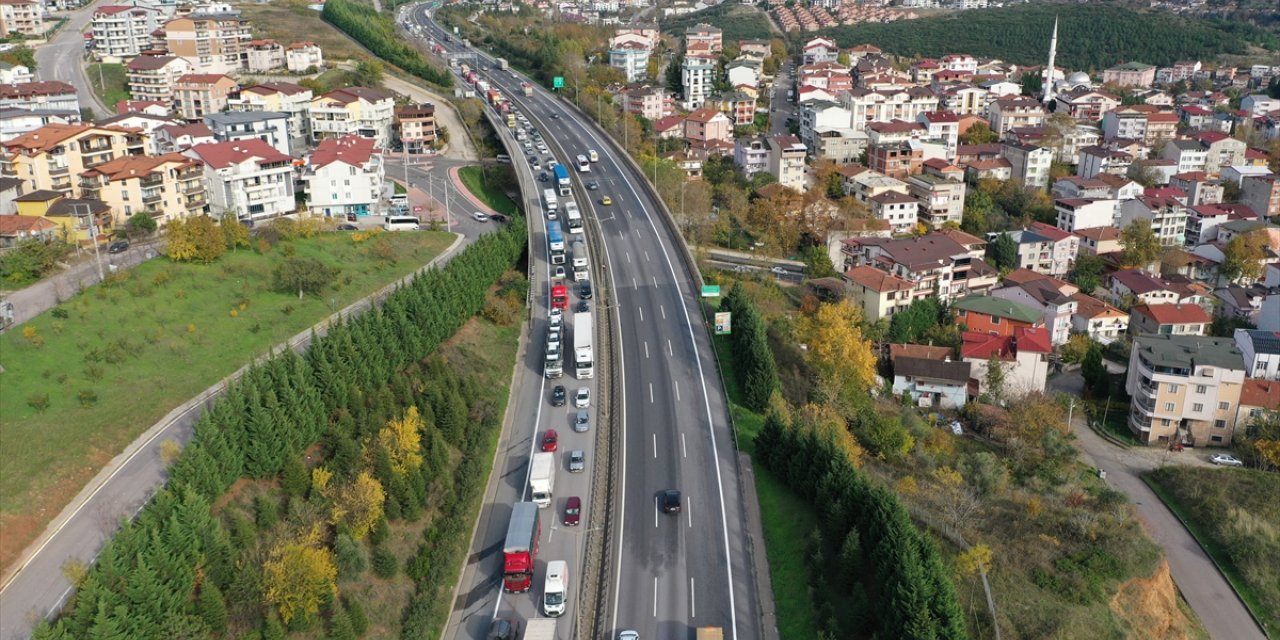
35, 0, 108, 116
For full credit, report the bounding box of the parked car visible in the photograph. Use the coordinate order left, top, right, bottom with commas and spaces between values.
574, 409, 589, 432
107, 240, 129, 254
1210, 453, 1244, 467
770, 266, 787, 275
541, 429, 559, 452
574, 387, 590, 409
551, 385, 566, 407
563, 496, 581, 526
567, 449, 585, 473
337, 223, 359, 231
661, 490, 681, 514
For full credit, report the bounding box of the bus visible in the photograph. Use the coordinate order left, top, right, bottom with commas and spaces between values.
564, 201, 583, 235
575, 154, 590, 173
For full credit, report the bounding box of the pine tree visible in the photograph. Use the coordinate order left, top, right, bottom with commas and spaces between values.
262, 612, 286, 640
346, 597, 369, 637
282, 457, 310, 498
327, 601, 357, 640
196, 583, 228, 635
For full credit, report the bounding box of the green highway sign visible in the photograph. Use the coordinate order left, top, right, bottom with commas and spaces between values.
553, 76, 565, 89
700, 285, 720, 297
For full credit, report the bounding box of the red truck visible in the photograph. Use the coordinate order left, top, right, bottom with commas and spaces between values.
503, 502, 541, 592
551, 284, 568, 309
463, 70, 478, 85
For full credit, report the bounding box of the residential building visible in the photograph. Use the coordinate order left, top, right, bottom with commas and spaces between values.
988, 97, 1046, 136
1110, 269, 1180, 305
962, 327, 1052, 396
227, 82, 313, 151
14, 191, 111, 245
77, 152, 206, 225
1241, 94, 1280, 117
906, 172, 965, 226
1215, 284, 1267, 323
1101, 106, 1154, 141
0, 82, 80, 119
153, 122, 215, 153
0, 109, 74, 143
1103, 62, 1157, 88
174, 74, 237, 122
1235, 329, 1280, 381
1071, 293, 1129, 342
0, 62, 31, 85
868, 142, 922, 180
842, 230, 997, 303
185, 139, 295, 223
814, 129, 867, 165
683, 107, 732, 146
394, 103, 436, 155
725, 60, 760, 90
204, 110, 290, 156
302, 135, 383, 218
1119, 194, 1188, 246
1125, 334, 1244, 446
245, 39, 285, 73
733, 136, 769, 177
708, 91, 755, 127
799, 100, 852, 150
0, 0, 42, 37
1241, 174, 1280, 219
843, 168, 908, 204
126, 56, 194, 106
1078, 145, 1132, 179
990, 275, 1078, 345
870, 190, 918, 233
1096, 173, 1144, 200
952, 295, 1044, 336
91, 5, 161, 57
893, 356, 971, 409
1168, 172, 1223, 207
1131, 303, 1209, 336
310, 86, 396, 148
1074, 225, 1123, 256
1235, 379, 1280, 443
840, 87, 940, 133
1053, 88, 1119, 121
802, 37, 838, 65
684, 24, 722, 53
1001, 143, 1052, 189
162, 11, 253, 75
681, 55, 715, 108
1014, 222, 1078, 276
766, 135, 806, 191
620, 85, 673, 121
1, 123, 147, 195
609, 40, 650, 83
285, 42, 323, 74
1160, 139, 1208, 174
0, 213, 57, 247
653, 115, 683, 140
1190, 131, 1247, 175
843, 264, 914, 320
916, 110, 959, 158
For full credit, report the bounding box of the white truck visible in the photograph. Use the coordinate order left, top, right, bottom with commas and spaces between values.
574, 312, 593, 379
523, 619, 557, 640
529, 452, 555, 507
542, 188, 558, 218
543, 560, 568, 617
571, 240, 589, 281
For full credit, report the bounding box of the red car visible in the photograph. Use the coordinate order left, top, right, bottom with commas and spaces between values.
563, 496, 581, 526
541, 429, 559, 452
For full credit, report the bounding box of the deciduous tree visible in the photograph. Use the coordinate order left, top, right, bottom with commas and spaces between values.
330, 471, 385, 540
1220, 230, 1267, 283
378, 407, 425, 477
1120, 219, 1161, 269
273, 256, 339, 299
262, 527, 337, 624
799, 301, 877, 407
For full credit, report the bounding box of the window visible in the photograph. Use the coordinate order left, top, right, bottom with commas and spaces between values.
1251, 408, 1263, 417
1196, 385, 1207, 394
1214, 420, 1226, 429
1192, 403, 1204, 412
1218, 402, 1230, 411
1168, 384, 1179, 393
1161, 419, 1171, 427
1210, 435, 1224, 443
1163, 403, 1174, 412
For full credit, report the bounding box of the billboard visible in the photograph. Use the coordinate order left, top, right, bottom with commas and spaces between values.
714, 312, 731, 335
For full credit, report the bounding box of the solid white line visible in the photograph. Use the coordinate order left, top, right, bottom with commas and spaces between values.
681, 432, 687, 458
632, 277, 637, 289
638, 307, 644, 322
652, 433, 657, 458
691, 577, 697, 617
644, 341, 649, 358
660, 305, 666, 320
653, 577, 658, 617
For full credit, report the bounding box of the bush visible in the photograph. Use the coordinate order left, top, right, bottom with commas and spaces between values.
0, 239, 71, 285
334, 534, 367, 578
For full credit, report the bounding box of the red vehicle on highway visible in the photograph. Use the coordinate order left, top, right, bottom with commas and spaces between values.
551, 284, 568, 309
541, 429, 559, 452
502, 502, 540, 592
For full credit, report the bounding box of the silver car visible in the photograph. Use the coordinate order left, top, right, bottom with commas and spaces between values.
568, 450, 585, 473
574, 410, 589, 432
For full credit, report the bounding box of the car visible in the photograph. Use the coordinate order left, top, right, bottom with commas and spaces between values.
574, 409, 589, 432
576, 300, 590, 313
563, 496, 582, 526
487, 619, 516, 640
541, 429, 559, 452
472, 211, 490, 222
586, 181, 599, 190
771, 266, 787, 275
618, 632, 639, 640
531, 161, 541, 171
1210, 453, 1244, 467
574, 387, 590, 409
107, 240, 129, 253
551, 113, 560, 119
539, 172, 548, 182
568, 449, 585, 473
551, 385, 566, 407
553, 265, 566, 279
599, 196, 613, 206
549, 307, 563, 325
579, 280, 592, 300
660, 490, 682, 514
336, 223, 358, 231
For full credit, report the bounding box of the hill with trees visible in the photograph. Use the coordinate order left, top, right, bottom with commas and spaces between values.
820, 3, 1278, 70
659, 4, 776, 44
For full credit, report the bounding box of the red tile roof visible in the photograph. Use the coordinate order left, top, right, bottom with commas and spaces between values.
1132, 303, 1210, 326
188, 139, 290, 169
888, 343, 953, 363
309, 135, 378, 168
0, 215, 57, 235
844, 265, 912, 293
1240, 378, 1280, 409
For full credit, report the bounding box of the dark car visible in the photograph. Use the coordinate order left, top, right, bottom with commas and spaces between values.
661, 490, 681, 514
337, 223, 358, 231
579, 280, 592, 300
563, 496, 581, 526
551, 385, 566, 407
107, 240, 129, 254
487, 619, 515, 640
541, 429, 559, 452
539, 172, 548, 182
551, 113, 561, 119
575, 300, 590, 313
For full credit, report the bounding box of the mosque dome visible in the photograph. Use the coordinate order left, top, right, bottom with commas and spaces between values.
1067, 71, 1091, 85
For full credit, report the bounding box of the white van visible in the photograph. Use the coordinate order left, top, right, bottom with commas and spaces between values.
384, 216, 421, 231
588, 149, 599, 162
543, 560, 568, 617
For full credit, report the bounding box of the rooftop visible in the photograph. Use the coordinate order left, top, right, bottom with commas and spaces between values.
1132, 303, 1210, 326
1133, 334, 1243, 372
1239, 329, 1280, 356
953, 295, 1043, 324
894, 355, 970, 384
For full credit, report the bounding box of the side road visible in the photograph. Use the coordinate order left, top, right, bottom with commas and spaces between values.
1048, 373, 1267, 640
0, 232, 469, 640
1, 239, 161, 328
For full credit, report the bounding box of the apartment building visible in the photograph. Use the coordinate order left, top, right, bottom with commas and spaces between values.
1130, 303, 1209, 336
1077, 145, 1133, 179
245, 39, 285, 73
684, 23, 722, 53
1235, 329, 1280, 381
962, 328, 1052, 397
301, 135, 382, 218
0, 81, 80, 115
868, 142, 922, 180
310, 86, 395, 148
733, 136, 769, 177
766, 135, 807, 191
394, 103, 436, 155
1103, 62, 1157, 88
814, 129, 867, 165
162, 11, 253, 75
840, 87, 940, 133
126, 56, 194, 106
1125, 334, 1244, 446
1119, 194, 1188, 246
842, 230, 998, 304
621, 85, 674, 121
174, 74, 237, 121
77, 152, 207, 225
842, 264, 914, 321
91, 5, 162, 57
204, 110, 290, 156
681, 55, 715, 109
990, 275, 1078, 346
1071, 293, 1129, 342
906, 172, 965, 226
285, 42, 323, 73
952, 295, 1044, 336
1, 123, 147, 195
609, 41, 650, 83
227, 82, 313, 152
870, 190, 918, 233
0, 61, 31, 85
185, 139, 295, 223
0, 0, 42, 37
1053, 88, 1119, 121
1241, 174, 1280, 219
152, 122, 215, 153
0, 110, 74, 143
987, 97, 1046, 136
683, 107, 732, 146
1001, 143, 1052, 189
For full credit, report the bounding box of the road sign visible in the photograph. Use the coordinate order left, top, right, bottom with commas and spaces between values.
553, 76, 564, 89
700, 285, 720, 297
714, 312, 731, 335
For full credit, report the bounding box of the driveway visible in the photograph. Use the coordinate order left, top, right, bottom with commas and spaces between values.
1048, 373, 1266, 640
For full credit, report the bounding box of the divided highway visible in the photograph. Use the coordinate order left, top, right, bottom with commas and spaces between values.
408, 7, 764, 640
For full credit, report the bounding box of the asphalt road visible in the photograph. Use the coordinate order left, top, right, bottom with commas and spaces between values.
1048, 373, 1268, 640
768, 63, 793, 138
411, 8, 763, 640
35, 1, 108, 117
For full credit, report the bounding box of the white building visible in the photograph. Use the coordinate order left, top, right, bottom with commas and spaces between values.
302, 135, 384, 218
185, 138, 295, 223
203, 110, 292, 156
227, 82, 314, 152
285, 42, 323, 73
767, 134, 807, 191
0, 62, 31, 85
91, 5, 162, 57
681, 55, 715, 109
1054, 197, 1118, 233
310, 86, 396, 148
1235, 329, 1280, 381
1001, 143, 1053, 189
840, 87, 940, 133
609, 41, 650, 83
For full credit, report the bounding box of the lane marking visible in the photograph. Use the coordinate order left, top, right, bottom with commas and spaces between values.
667, 340, 673, 356
660, 305, 666, 320
654, 496, 659, 528
653, 577, 658, 617
644, 250, 650, 262
691, 578, 697, 618
626, 252, 631, 263
649, 383, 654, 403
652, 276, 658, 287
632, 277, 637, 289
644, 341, 649, 359
675, 383, 680, 402
652, 433, 657, 458
688, 497, 693, 529
638, 307, 643, 322
681, 433, 687, 458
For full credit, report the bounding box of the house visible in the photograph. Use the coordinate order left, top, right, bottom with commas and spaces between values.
244, 39, 285, 73
1078, 145, 1132, 179
0, 174, 21, 213
161, 10, 253, 75
802, 37, 839, 65
1110, 269, 1180, 305
0, 108, 75, 143
1119, 195, 1188, 246
310, 86, 396, 148
725, 60, 760, 90
90, 5, 161, 57
1234, 379, 1280, 444
0, 82, 80, 116
870, 190, 918, 233
1215, 284, 1268, 323
962, 327, 1052, 396
990, 274, 1078, 345
906, 172, 965, 227
1236, 329, 1280, 381
184, 139, 295, 223
683, 107, 732, 146
734, 136, 769, 177
1, 123, 147, 196
684, 23, 722, 53
285, 42, 323, 74
1160, 139, 1208, 174
1074, 225, 1124, 256
653, 115, 684, 139
609, 40, 650, 83
1103, 62, 1157, 88
77, 152, 207, 225
0, 212, 57, 247
842, 231, 997, 303
115, 100, 170, 117
1130, 303, 1209, 336
892, 356, 971, 409
843, 264, 914, 321
868, 142, 922, 180
227, 82, 313, 152
395, 103, 436, 155
13, 191, 112, 245
1240, 174, 1280, 219
0, 61, 31, 85
1125, 334, 1245, 446
621, 85, 674, 121
1001, 222, 1078, 277
952, 295, 1044, 336
888, 343, 955, 364
204, 111, 291, 156
767, 135, 807, 191
1071, 293, 1129, 342
302, 135, 383, 219
1241, 95, 1280, 117
708, 92, 756, 127
987, 97, 1046, 136
1054, 88, 1119, 121
152, 122, 215, 153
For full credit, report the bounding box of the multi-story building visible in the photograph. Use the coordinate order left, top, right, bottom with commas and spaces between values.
963, 328, 1052, 396
814, 129, 866, 165
988, 97, 1046, 136
843, 264, 915, 321
842, 230, 998, 303
174, 74, 237, 121
684, 23, 722, 53
798, 100, 851, 150
1241, 174, 1280, 219
1001, 142, 1052, 189
840, 87, 940, 133
916, 110, 959, 158
1053, 88, 1119, 121
227, 82, 313, 152
77, 152, 207, 225
1130, 303, 1210, 336
708, 91, 756, 126
285, 42, 323, 73
301, 135, 383, 218
1103, 62, 1157, 88
1119, 194, 1188, 246
870, 190, 918, 233
1054, 198, 1118, 233
802, 37, 839, 65
766, 134, 807, 191
1077, 145, 1132, 179
1189, 131, 1247, 175
1235, 329, 1280, 381
868, 142, 922, 180
204, 111, 291, 156
991, 273, 1079, 345
1071, 293, 1129, 342
906, 172, 965, 227
620, 85, 674, 121
680, 55, 715, 108
1160, 139, 1208, 174
245, 39, 285, 73
14, 191, 112, 245
0, 61, 32, 85
952, 295, 1045, 336
0, 110, 74, 143
1101, 106, 1153, 141
126, 56, 194, 106
0, 81, 80, 116
161, 10, 253, 75
0, 0, 43, 37
185, 138, 295, 223
394, 103, 436, 155
1074, 225, 1123, 256
683, 107, 732, 146
152, 122, 215, 153
609, 40, 650, 83
310, 86, 395, 148
733, 136, 769, 177
1125, 334, 1244, 446
1110, 269, 1181, 305
91, 5, 162, 57
1, 123, 147, 195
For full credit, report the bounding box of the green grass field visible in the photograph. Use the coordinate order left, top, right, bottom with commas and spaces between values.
458, 166, 521, 217
0, 230, 453, 571
86, 63, 128, 111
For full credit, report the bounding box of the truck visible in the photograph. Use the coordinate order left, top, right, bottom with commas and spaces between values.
574, 312, 593, 379
696, 628, 725, 640
501, 502, 540, 592
571, 240, 589, 282
547, 220, 565, 254
521, 81, 533, 96
495, 57, 508, 70
543, 560, 568, 617
460, 63, 471, 76
523, 619, 557, 640
542, 188, 558, 216
553, 164, 571, 196
529, 452, 555, 506
506, 111, 516, 128
475, 79, 490, 93
551, 283, 568, 309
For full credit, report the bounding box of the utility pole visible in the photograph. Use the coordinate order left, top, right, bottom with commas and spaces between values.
76, 203, 105, 282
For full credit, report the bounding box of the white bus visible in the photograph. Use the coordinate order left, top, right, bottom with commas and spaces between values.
564, 202, 583, 234
383, 216, 421, 231
575, 154, 590, 173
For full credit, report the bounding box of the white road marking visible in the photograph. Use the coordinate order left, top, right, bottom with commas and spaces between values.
653, 577, 658, 617
649, 383, 654, 403
638, 307, 643, 322
632, 277, 637, 289
681, 432, 687, 458
675, 383, 680, 402
660, 305, 666, 320
644, 341, 649, 358
691, 578, 697, 617
644, 250, 650, 262
667, 340, 673, 356
652, 276, 658, 287
654, 496, 659, 528
687, 497, 692, 528
652, 433, 657, 458
626, 252, 631, 263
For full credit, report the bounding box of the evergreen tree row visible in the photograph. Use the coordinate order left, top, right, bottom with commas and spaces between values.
755, 409, 968, 640
322, 0, 453, 88
33, 220, 526, 640
719, 282, 779, 412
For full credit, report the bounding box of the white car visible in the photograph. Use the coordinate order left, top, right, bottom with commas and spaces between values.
553, 265, 566, 279
619, 632, 639, 640
472, 211, 490, 222
574, 387, 590, 409
549, 307, 563, 326
1210, 453, 1244, 467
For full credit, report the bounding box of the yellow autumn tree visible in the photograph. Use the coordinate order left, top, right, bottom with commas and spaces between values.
797, 403, 865, 467
330, 471, 385, 540
378, 407, 425, 477
956, 544, 994, 577
163, 218, 197, 262
262, 524, 337, 624
799, 300, 877, 409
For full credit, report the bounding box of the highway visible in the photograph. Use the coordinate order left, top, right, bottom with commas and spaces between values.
408, 7, 763, 640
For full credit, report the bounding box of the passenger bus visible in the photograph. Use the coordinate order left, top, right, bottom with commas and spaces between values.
576, 154, 590, 173
565, 202, 583, 235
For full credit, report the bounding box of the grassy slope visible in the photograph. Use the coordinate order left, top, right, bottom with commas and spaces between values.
86, 63, 127, 110
659, 4, 775, 44
0, 231, 453, 571
1147, 467, 1280, 637
238, 0, 364, 62
458, 166, 522, 217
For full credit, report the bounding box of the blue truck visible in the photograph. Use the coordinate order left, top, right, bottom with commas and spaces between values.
553, 164, 570, 196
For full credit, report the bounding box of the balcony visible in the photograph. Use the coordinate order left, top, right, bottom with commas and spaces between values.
142, 190, 162, 204
1136, 397, 1157, 413
49, 165, 70, 176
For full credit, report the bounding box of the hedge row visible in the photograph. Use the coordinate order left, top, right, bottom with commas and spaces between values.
322, 0, 453, 88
